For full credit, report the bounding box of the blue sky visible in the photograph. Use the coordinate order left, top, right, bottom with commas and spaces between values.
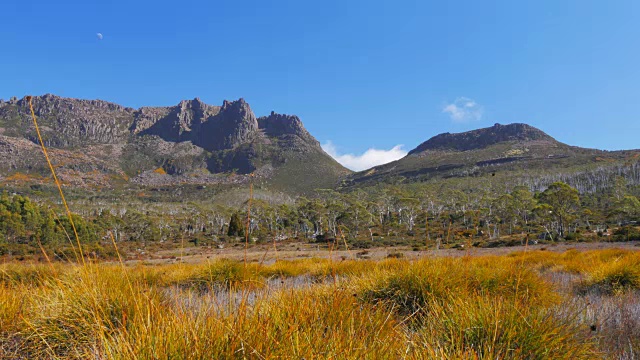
2, 0, 640, 170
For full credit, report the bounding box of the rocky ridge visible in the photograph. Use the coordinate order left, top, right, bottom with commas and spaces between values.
409, 123, 555, 154
0, 94, 349, 192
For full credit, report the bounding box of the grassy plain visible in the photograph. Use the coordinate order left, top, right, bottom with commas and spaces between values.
2, 245, 640, 359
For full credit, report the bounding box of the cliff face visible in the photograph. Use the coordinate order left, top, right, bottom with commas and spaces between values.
0, 94, 134, 147
0, 94, 349, 192
200, 98, 259, 151
132, 98, 261, 151
0, 94, 325, 150
131, 98, 219, 142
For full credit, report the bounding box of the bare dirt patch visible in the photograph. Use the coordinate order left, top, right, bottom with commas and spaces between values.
128, 240, 640, 265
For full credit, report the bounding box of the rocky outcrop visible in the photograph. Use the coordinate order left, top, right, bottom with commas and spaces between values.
132, 98, 258, 151
0, 94, 134, 147
198, 98, 258, 151
258, 112, 318, 146
134, 98, 220, 142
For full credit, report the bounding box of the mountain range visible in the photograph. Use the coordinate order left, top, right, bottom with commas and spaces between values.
0, 94, 638, 198
0, 95, 349, 193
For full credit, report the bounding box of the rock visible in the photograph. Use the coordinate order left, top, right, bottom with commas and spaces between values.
258, 113, 308, 137
258, 112, 320, 149
201, 98, 259, 151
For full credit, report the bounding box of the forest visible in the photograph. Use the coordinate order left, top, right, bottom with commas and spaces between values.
2, 174, 639, 261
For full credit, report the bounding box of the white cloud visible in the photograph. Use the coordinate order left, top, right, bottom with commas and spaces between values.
443, 97, 483, 123
322, 141, 407, 171
97, 33, 103, 40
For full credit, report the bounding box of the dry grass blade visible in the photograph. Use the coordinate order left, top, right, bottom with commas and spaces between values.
27, 96, 85, 264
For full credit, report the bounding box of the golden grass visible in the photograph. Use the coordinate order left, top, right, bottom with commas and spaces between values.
3, 250, 625, 359
412, 295, 593, 359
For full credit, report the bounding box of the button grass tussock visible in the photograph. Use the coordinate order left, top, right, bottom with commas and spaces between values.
8, 250, 640, 358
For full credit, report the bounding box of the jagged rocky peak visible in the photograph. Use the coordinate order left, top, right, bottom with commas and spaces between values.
181, 97, 204, 108
409, 123, 555, 154
0, 94, 324, 153
176, 97, 219, 115
0, 96, 19, 105
220, 98, 253, 117
172, 97, 218, 133
203, 98, 259, 150
220, 98, 255, 124
132, 97, 257, 150
258, 111, 310, 137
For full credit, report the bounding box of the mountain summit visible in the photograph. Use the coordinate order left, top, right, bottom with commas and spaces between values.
0, 95, 349, 192
345, 122, 637, 187
132, 98, 261, 151
409, 123, 555, 154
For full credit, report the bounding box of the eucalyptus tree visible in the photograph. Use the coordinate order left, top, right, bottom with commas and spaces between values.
297, 197, 326, 238
343, 194, 372, 238
207, 204, 231, 236
397, 197, 421, 233
510, 186, 536, 228
538, 182, 580, 238
493, 193, 515, 237
371, 189, 394, 233
325, 199, 345, 238
609, 195, 640, 225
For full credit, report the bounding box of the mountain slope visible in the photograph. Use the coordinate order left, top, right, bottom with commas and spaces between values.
0, 95, 350, 193
345, 123, 639, 187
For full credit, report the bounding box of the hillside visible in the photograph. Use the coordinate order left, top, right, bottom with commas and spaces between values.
344, 123, 640, 188
0, 95, 350, 195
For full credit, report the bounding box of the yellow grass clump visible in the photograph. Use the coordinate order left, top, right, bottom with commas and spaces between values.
153, 167, 167, 175
1, 252, 612, 359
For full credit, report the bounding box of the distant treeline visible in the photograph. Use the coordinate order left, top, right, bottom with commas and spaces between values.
520, 161, 640, 194
1, 177, 639, 259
